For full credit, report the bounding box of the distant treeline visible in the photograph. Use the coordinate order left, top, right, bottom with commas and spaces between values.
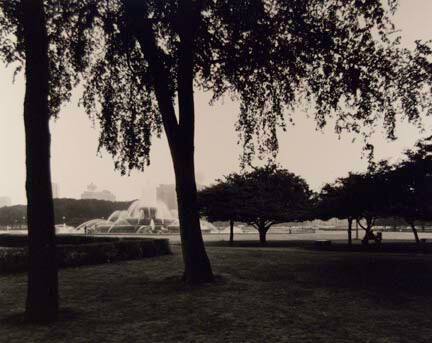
212, 218, 415, 229
0, 198, 133, 227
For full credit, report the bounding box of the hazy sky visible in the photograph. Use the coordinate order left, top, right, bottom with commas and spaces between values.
1, 0, 432, 205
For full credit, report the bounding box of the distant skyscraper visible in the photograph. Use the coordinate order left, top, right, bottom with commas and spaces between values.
0, 196, 11, 208
81, 183, 116, 201
156, 183, 205, 210
156, 184, 177, 210
141, 184, 157, 204
52, 182, 59, 198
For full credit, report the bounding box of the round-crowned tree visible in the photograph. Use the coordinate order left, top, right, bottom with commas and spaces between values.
209, 165, 313, 244
317, 180, 358, 246
387, 136, 432, 244
318, 164, 393, 245
199, 181, 240, 243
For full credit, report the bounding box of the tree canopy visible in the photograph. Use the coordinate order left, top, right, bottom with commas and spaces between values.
0, 0, 79, 118
204, 165, 312, 243
15, 0, 428, 168
317, 138, 432, 245
317, 178, 358, 222
199, 181, 240, 223
198, 180, 242, 242
318, 165, 392, 243
384, 136, 432, 242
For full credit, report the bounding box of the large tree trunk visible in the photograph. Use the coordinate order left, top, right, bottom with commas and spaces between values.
347, 217, 353, 246
229, 219, 234, 244
123, 0, 214, 284
257, 223, 270, 245
258, 228, 267, 244
173, 149, 214, 283
256, 220, 271, 244
22, 0, 58, 323
173, 0, 213, 283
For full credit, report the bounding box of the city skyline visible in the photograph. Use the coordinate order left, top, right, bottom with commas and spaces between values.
1, 0, 432, 205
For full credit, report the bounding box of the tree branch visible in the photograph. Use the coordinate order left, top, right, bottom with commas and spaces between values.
356, 218, 367, 231
122, 0, 179, 152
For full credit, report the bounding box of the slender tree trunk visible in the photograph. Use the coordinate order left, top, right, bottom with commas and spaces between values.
359, 218, 370, 244
368, 218, 380, 244
409, 222, 420, 245
229, 219, 234, 243
360, 217, 379, 244
22, 0, 58, 323
347, 217, 353, 246
366, 217, 372, 233
355, 220, 359, 240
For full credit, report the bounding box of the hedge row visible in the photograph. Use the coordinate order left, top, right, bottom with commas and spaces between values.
0, 238, 171, 273
0, 234, 118, 247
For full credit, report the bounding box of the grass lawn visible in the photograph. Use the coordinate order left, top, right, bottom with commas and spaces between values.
1, 243, 432, 342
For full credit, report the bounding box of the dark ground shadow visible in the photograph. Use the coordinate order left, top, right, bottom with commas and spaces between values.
206, 239, 432, 253
1, 307, 81, 327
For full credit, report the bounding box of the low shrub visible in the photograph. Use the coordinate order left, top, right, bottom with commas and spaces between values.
0, 248, 28, 273
0, 234, 117, 247
0, 237, 171, 273
116, 240, 144, 260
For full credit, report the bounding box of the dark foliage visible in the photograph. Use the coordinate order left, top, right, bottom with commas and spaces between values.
317, 140, 432, 244
0, 1, 79, 117
0, 235, 171, 273
51, 198, 131, 226
318, 169, 391, 222
0, 198, 132, 227
385, 136, 432, 242
198, 178, 243, 243
201, 165, 313, 243
317, 164, 393, 243
198, 180, 241, 223
388, 136, 432, 223
15, 0, 428, 167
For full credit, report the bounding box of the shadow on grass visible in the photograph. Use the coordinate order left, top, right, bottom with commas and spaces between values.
1, 307, 81, 327
1, 246, 432, 341
206, 239, 432, 254
143, 273, 227, 294
205, 243, 432, 300
299, 257, 432, 294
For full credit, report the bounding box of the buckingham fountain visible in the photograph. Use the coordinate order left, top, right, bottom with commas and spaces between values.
75, 187, 218, 235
